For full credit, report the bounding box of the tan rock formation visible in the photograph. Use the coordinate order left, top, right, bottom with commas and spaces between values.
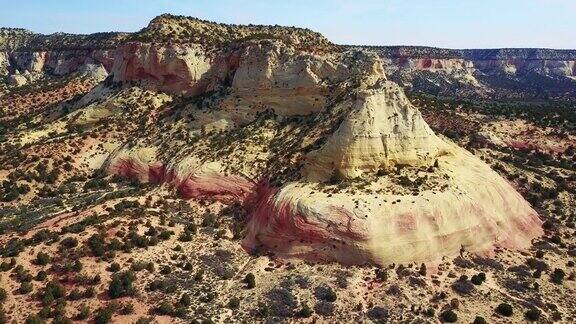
305, 83, 445, 180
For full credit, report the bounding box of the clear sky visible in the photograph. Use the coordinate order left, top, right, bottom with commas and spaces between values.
1, 0, 573, 49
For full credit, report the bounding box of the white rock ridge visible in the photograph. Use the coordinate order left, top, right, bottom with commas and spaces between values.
305, 82, 445, 180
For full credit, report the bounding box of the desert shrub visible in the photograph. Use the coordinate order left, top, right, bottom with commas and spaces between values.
19, 281, 33, 294
160, 265, 172, 275
120, 303, 134, 315
314, 284, 337, 302
0, 258, 16, 271
24, 315, 44, 324
201, 213, 217, 227
328, 169, 346, 185
37, 305, 52, 318
194, 269, 204, 282
173, 306, 187, 318
87, 234, 106, 257
452, 276, 475, 294
158, 229, 174, 240
1, 239, 25, 257
471, 272, 486, 285
35, 252, 51, 265
178, 230, 193, 242
473, 316, 487, 324
135, 317, 153, 324
419, 263, 427, 276
265, 288, 297, 317
244, 273, 255, 289
296, 303, 313, 318
525, 308, 540, 321
44, 281, 66, 299
0, 307, 6, 324
68, 288, 83, 301
551, 268, 566, 284
108, 262, 120, 272
36, 270, 47, 281
52, 315, 72, 324
94, 304, 117, 324
179, 293, 191, 307
367, 306, 389, 321
60, 237, 78, 248
227, 297, 240, 309
496, 303, 513, 317
83, 287, 95, 298
375, 268, 388, 281
108, 271, 136, 298
314, 301, 335, 316
0, 288, 6, 302
155, 301, 174, 316
75, 305, 90, 320
440, 310, 458, 323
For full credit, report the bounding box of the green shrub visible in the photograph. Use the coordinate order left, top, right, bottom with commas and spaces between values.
551, 268, 566, 284
135, 317, 153, 324
525, 308, 540, 322
155, 301, 174, 316
440, 310, 458, 323
44, 281, 66, 299
108, 262, 120, 272
108, 271, 136, 299
244, 273, 255, 289
296, 303, 313, 318
87, 234, 106, 257
72, 260, 82, 272
68, 288, 83, 301
179, 293, 191, 307
496, 303, 513, 317
24, 315, 45, 324
94, 304, 117, 324
19, 281, 33, 294
120, 303, 134, 315
35, 252, 51, 265
60, 237, 78, 248
35, 271, 47, 281
76, 305, 90, 320
473, 316, 487, 324
227, 297, 240, 309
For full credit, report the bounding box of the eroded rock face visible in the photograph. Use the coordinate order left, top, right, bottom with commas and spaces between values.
111, 42, 229, 95
7, 73, 27, 86
244, 140, 542, 265
305, 83, 444, 180
0, 49, 115, 80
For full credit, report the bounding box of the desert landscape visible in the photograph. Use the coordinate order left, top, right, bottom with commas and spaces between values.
0, 11, 575, 324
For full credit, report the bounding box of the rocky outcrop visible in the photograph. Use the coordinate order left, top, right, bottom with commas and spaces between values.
5, 49, 115, 76
111, 42, 227, 96
305, 84, 444, 180
0, 27, 121, 83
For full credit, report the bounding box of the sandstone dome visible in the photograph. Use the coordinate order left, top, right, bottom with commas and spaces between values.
242, 83, 543, 265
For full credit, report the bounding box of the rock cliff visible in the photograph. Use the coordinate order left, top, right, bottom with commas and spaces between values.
355, 46, 576, 99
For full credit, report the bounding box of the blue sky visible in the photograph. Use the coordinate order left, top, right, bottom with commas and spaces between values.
1, 0, 573, 49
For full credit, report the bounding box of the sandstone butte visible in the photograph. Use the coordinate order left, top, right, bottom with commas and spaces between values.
57, 15, 542, 266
